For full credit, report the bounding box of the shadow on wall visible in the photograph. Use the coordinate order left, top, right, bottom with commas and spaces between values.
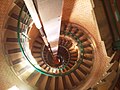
62, 0, 76, 21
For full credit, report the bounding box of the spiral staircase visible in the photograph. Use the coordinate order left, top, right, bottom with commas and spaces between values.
1, 0, 120, 90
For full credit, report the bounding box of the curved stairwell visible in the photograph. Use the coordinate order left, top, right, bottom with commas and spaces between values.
4, 0, 35, 85
3, 0, 120, 90
30, 22, 94, 90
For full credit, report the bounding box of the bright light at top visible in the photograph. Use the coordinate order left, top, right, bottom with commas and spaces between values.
8, 85, 19, 90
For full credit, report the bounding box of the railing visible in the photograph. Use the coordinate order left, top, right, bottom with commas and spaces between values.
114, 0, 120, 22
109, 51, 120, 90
17, 4, 86, 77
113, 0, 120, 50
101, 0, 120, 89
102, 0, 120, 50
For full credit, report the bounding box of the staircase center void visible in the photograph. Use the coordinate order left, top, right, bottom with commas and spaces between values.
43, 45, 70, 68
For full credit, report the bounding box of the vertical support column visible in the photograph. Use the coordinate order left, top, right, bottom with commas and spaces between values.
24, 0, 53, 54
37, 0, 63, 54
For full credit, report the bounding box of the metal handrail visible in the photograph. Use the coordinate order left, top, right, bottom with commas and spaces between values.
114, 0, 120, 22
102, 0, 120, 41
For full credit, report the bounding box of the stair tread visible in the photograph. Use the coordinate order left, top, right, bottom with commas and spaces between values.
102, 70, 117, 82
45, 77, 53, 90
62, 76, 70, 89
36, 74, 48, 90
78, 66, 88, 75
94, 81, 111, 90
57, 77, 64, 90
27, 71, 41, 86
12, 57, 25, 65
107, 61, 119, 72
